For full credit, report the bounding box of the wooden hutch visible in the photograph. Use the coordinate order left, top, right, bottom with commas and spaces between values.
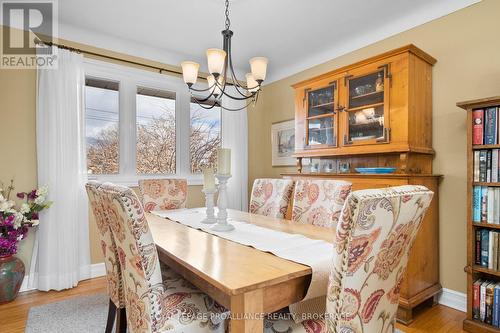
282, 45, 441, 324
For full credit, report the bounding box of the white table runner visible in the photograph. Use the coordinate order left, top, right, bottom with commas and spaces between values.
152, 208, 332, 311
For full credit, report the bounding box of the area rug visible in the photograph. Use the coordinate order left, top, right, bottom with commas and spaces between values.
25, 292, 405, 333
25, 293, 109, 333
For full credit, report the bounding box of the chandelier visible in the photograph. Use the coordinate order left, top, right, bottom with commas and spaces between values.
180, 0, 268, 111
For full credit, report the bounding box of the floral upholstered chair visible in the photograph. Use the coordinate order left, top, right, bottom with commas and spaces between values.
98, 182, 228, 333
265, 185, 434, 333
138, 179, 188, 212
249, 178, 294, 218
291, 179, 352, 228
85, 181, 126, 333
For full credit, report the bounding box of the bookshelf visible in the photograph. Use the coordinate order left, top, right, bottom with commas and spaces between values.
459, 96, 500, 333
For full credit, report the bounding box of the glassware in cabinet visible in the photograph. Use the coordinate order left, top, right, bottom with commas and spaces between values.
344, 67, 390, 145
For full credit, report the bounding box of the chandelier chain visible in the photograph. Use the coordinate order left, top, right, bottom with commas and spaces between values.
225, 0, 231, 30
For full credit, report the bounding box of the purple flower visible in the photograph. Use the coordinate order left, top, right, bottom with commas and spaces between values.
28, 190, 37, 200
17, 192, 25, 199
31, 212, 39, 220
3, 215, 14, 227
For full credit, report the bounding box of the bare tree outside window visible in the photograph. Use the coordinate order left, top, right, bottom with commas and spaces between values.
190, 101, 221, 173
136, 88, 176, 174
84, 76, 223, 178
85, 79, 119, 175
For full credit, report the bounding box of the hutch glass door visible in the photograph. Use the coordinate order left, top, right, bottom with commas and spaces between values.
344, 67, 389, 145
305, 83, 337, 147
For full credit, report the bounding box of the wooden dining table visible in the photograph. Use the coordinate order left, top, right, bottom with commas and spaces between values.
147, 208, 334, 333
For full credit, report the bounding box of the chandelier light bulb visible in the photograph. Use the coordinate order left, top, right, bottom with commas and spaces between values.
245, 73, 259, 93
206, 48, 227, 77
249, 57, 268, 82
180, 61, 200, 86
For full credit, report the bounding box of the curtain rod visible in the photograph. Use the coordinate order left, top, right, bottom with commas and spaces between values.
35, 39, 207, 80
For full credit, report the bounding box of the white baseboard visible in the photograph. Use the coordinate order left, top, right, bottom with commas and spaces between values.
19, 262, 106, 293
438, 288, 467, 312
90, 262, 106, 278
19, 275, 37, 293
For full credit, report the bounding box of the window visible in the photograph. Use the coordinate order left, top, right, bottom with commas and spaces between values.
85, 78, 120, 175
189, 100, 222, 173
136, 88, 176, 174
83, 59, 222, 185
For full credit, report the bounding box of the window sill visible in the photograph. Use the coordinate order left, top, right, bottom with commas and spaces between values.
87, 175, 203, 187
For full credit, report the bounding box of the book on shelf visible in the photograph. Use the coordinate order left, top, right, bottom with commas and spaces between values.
494, 149, 499, 182
473, 106, 500, 146
494, 284, 500, 327
474, 279, 500, 327
480, 150, 488, 182
487, 283, 496, 324
476, 228, 500, 270
485, 107, 498, 145
473, 186, 500, 224
474, 186, 482, 222
474, 149, 500, 183
492, 232, 499, 270
481, 281, 488, 322
482, 186, 488, 223
482, 229, 490, 267
476, 230, 482, 265
475, 151, 480, 182
474, 279, 483, 320
488, 188, 495, 224
473, 109, 484, 145
488, 150, 493, 182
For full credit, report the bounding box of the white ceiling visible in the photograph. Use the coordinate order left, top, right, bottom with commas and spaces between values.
56, 0, 480, 83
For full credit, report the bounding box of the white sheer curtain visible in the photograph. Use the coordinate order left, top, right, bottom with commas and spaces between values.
30, 49, 90, 291
221, 87, 249, 211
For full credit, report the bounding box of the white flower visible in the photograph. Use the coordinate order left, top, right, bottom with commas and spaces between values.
13, 212, 26, 229
36, 186, 48, 197
31, 219, 39, 226
0, 200, 14, 212
20, 203, 30, 214
34, 195, 45, 205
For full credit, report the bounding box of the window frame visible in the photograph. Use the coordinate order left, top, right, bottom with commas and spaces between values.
83, 58, 207, 186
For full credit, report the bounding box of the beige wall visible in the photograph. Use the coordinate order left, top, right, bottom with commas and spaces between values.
248, 0, 500, 293
0, 28, 207, 270
0, 68, 38, 270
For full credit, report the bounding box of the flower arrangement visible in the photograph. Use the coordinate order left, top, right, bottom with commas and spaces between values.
0, 180, 52, 257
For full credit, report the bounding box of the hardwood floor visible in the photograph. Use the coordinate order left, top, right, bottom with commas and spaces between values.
0, 276, 467, 333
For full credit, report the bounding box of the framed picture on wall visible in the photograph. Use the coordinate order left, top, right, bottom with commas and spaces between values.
271, 119, 295, 166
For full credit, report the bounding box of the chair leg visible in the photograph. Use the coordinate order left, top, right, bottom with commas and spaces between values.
116, 308, 127, 333
105, 299, 116, 333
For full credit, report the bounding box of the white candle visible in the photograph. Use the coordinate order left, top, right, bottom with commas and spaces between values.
202, 167, 216, 190
217, 148, 231, 175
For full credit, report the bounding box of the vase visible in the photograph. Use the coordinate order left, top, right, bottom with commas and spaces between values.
0, 255, 25, 303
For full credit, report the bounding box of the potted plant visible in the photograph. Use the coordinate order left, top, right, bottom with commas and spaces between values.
0, 180, 52, 303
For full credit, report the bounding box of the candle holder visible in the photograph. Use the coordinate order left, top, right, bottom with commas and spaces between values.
211, 174, 235, 232
201, 188, 217, 224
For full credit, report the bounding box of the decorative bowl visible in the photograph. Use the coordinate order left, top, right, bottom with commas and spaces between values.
355, 167, 396, 174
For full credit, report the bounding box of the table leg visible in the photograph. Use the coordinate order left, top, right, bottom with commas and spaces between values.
230, 289, 264, 333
